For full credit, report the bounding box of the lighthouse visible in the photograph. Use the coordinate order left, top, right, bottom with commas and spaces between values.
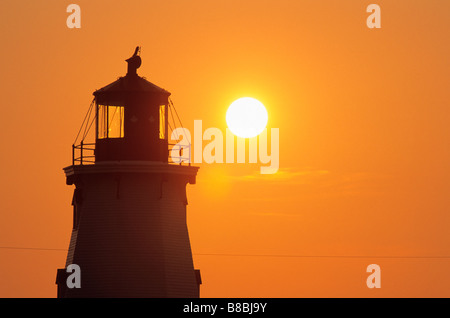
56, 48, 201, 298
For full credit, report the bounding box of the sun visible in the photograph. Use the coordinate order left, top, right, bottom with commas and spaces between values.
226, 97, 268, 138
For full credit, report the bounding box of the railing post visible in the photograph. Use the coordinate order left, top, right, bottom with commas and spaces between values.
80, 141, 84, 165
72, 144, 75, 166
188, 144, 191, 166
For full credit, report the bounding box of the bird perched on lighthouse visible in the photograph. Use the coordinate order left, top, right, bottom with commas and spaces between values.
126, 46, 142, 75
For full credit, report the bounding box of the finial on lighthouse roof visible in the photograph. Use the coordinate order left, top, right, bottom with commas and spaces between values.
126, 46, 142, 76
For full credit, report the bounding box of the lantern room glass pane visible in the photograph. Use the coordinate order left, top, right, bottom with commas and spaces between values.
98, 105, 124, 139
108, 106, 124, 138
98, 105, 107, 139
159, 105, 165, 139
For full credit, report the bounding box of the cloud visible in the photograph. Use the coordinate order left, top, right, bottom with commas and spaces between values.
230, 167, 330, 182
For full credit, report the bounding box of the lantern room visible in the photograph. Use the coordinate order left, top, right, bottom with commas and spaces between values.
92, 47, 171, 162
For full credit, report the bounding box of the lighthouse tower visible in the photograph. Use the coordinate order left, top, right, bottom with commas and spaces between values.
56, 48, 201, 298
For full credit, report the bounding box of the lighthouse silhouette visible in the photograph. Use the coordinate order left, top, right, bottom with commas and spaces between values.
55, 47, 201, 298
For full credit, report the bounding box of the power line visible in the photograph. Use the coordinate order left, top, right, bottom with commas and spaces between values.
1, 247, 449, 259
194, 253, 450, 259
0, 246, 66, 252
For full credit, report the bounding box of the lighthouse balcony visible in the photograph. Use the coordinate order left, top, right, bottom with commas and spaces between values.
72, 140, 190, 166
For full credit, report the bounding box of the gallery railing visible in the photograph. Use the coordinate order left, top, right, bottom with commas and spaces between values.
72, 142, 191, 166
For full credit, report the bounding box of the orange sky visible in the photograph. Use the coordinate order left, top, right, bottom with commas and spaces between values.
0, 0, 449, 297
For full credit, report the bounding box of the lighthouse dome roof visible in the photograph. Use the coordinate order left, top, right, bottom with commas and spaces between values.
93, 75, 171, 106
